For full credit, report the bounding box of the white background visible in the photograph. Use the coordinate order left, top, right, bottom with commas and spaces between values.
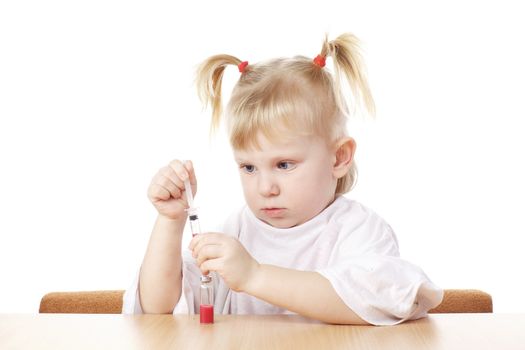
1, 0, 524, 313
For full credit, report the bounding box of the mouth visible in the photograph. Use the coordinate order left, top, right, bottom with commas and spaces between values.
261, 208, 286, 217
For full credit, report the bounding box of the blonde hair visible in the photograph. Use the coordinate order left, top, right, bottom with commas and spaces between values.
196, 33, 375, 194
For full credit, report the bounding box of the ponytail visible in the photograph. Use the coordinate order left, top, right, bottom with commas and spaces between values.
195, 54, 243, 132
321, 33, 375, 117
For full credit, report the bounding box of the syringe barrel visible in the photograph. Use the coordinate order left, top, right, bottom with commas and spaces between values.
189, 215, 201, 236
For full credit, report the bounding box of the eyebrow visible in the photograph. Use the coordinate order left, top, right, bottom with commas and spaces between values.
234, 154, 302, 164
234, 157, 255, 164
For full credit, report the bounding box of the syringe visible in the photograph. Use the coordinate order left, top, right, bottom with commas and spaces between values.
183, 177, 214, 324
184, 178, 201, 237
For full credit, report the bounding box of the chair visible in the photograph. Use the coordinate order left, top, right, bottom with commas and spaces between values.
39, 290, 124, 314
428, 289, 493, 313
39, 289, 493, 314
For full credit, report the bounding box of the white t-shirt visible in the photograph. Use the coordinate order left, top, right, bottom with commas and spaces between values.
123, 196, 443, 325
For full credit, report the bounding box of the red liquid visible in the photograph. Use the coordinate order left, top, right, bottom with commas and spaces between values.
200, 304, 214, 324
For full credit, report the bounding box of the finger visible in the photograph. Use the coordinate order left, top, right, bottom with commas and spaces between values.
200, 258, 222, 276
169, 159, 190, 182
188, 233, 203, 250
190, 233, 224, 252
147, 183, 172, 201
195, 244, 223, 266
150, 170, 182, 199
192, 237, 222, 259
181, 160, 197, 200
189, 233, 208, 250
183, 160, 197, 187
160, 165, 185, 190
156, 173, 180, 198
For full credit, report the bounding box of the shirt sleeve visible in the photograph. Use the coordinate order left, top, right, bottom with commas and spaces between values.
317, 255, 443, 325
316, 205, 443, 325
122, 270, 143, 314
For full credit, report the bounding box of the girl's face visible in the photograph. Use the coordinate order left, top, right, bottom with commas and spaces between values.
233, 132, 339, 228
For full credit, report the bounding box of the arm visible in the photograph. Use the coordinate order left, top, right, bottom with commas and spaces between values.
138, 215, 185, 314
139, 159, 197, 314
245, 264, 369, 325
190, 233, 368, 325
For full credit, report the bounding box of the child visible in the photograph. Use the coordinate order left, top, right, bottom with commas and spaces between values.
123, 33, 443, 325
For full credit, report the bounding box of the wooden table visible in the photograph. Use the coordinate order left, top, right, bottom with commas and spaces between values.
1, 313, 524, 349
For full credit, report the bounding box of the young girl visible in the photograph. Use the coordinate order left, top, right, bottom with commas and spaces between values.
123, 33, 443, 325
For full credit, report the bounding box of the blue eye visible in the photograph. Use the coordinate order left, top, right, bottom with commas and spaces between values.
242, 164, 255, 173
277, 161, 293, 170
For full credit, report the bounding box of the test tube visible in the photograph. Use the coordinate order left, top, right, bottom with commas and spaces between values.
200, 275, 214, 324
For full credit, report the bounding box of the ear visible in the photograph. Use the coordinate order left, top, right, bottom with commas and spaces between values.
332, 137, 356, 179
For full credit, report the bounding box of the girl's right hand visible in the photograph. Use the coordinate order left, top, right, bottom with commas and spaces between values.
147, 159, 197, 221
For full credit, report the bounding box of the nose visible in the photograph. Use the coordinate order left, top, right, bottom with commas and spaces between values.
257, 172, 280, 197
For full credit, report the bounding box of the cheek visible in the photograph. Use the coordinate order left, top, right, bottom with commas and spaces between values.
285, 172, 327, 198
239, 176, 257, 199
289, 167, 334, 199
301, 164, 333, 186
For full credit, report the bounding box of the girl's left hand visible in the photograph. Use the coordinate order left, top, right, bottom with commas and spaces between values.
189, 233, 259, 292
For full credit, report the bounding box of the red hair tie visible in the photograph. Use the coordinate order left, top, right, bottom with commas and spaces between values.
238, 61, 249, 73
313, 55, 326, 68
